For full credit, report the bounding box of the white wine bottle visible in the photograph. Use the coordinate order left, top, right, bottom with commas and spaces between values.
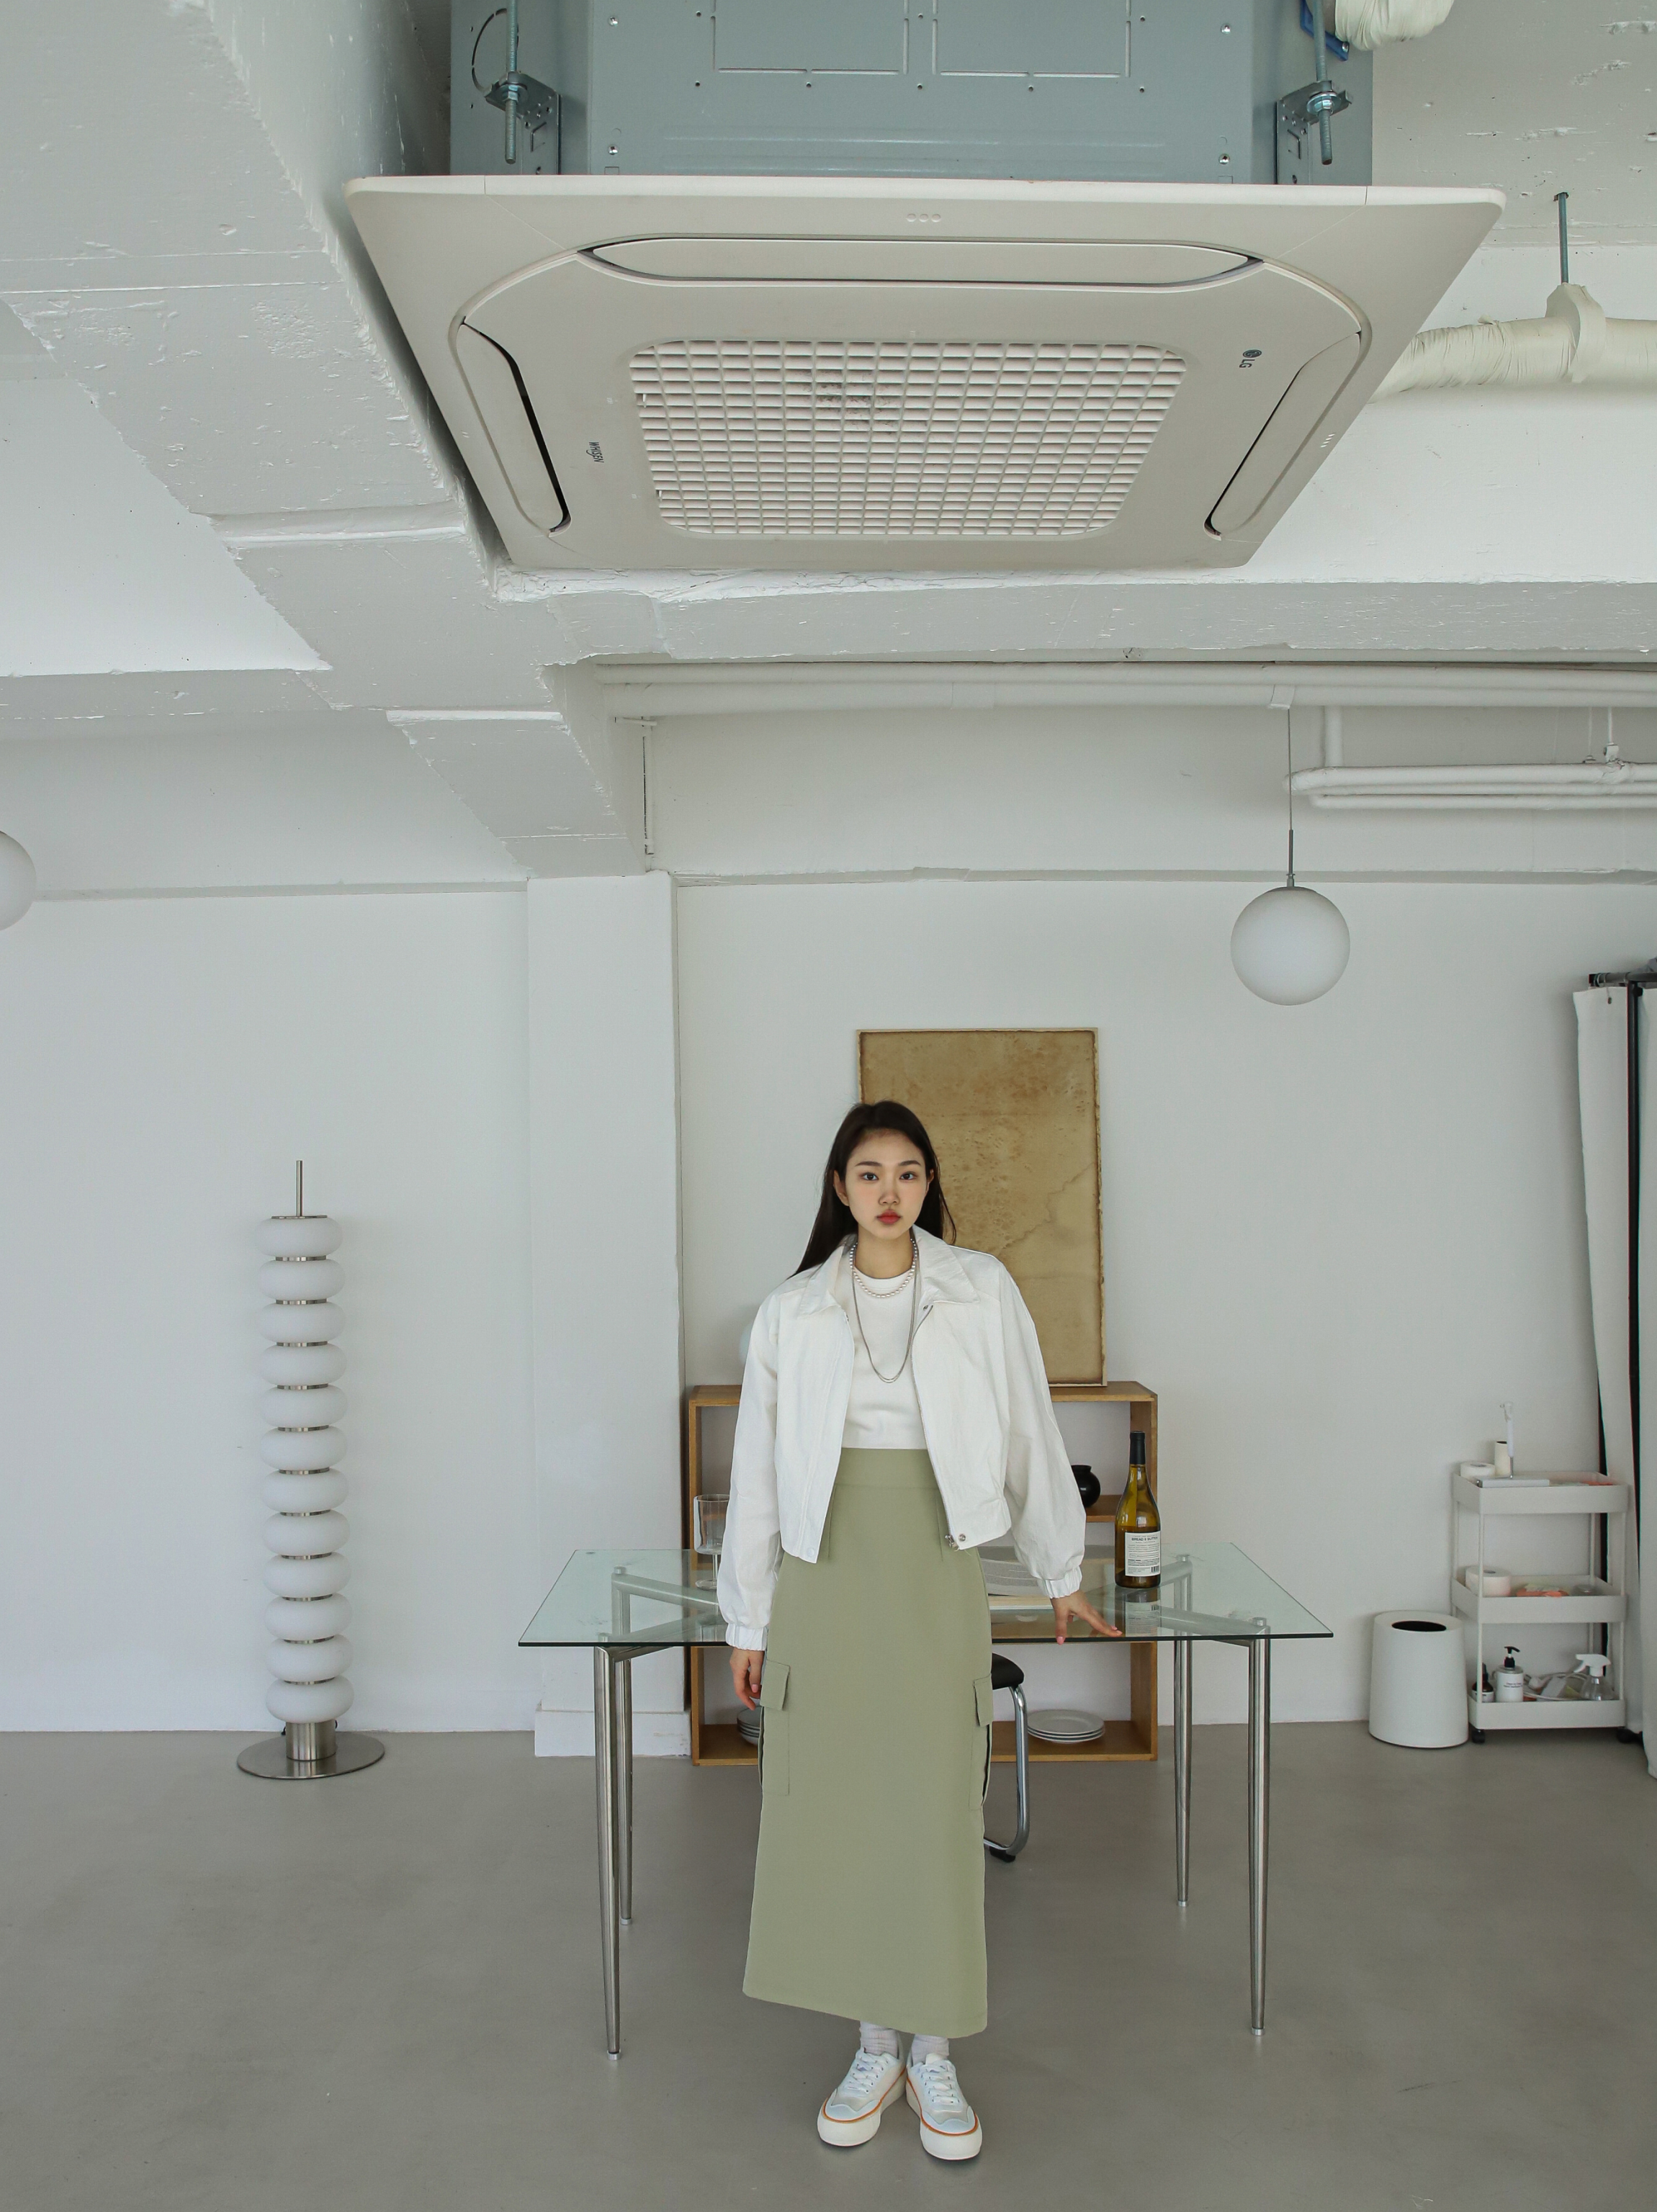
1114, 1430, 1161, 1591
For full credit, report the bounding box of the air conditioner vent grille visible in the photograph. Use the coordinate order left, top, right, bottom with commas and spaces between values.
629, 337, 1184, 537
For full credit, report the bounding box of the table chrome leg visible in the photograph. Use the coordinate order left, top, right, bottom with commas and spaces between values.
1173, 1638, 1191, 1907
1247, 1637, 1270, 2034
617, 1656, 634, 1927
593, 1647, 623, 2059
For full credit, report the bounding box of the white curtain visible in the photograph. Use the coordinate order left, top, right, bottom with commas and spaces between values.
1574, 987, 1655, 1776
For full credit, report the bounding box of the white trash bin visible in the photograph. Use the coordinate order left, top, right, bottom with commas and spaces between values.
1368, 1611, 1468, 1748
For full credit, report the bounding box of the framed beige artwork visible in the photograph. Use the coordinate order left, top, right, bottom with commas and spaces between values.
857, 1028, 1105, 1384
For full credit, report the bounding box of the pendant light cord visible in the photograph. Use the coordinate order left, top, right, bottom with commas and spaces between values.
1285, 711, 1295, 887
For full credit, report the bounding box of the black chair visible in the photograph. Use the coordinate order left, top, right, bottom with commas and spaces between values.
982, 1652, 1030, 1862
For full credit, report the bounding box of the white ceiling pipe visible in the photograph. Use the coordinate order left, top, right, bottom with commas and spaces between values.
1295, 792, 1657, 809
601, 663, 1657, 719
1375, 285, 1657, 399
1333, 0, 1456, 46
1307, 763, 1649, 786
1294, 767, 1657, 809
1295, 703, 1657, 809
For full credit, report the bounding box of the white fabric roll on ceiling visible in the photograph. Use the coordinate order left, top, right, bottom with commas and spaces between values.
1334, 0, 1456, 46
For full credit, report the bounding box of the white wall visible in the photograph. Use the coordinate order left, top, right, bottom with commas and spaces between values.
1, 719, 524, 894
3, 735, 1646, 1743
0, 889, 537, 1730
676, 876, 1645, 1724
526, 876, 686, 1750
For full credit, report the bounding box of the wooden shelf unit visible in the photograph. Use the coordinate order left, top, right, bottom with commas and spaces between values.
684, 1377, 1159, 1767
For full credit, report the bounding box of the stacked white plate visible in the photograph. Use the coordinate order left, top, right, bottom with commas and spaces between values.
737, 1709, 763, 1745
982, 1559, 1044, 1598
1028, 1708, 1106, 1745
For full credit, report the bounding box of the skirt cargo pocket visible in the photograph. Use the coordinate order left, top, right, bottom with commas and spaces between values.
758, 1660, 791, 1797
974, 1673, 994, 1802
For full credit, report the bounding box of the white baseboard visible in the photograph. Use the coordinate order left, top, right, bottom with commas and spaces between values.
534, 1704, 691, 1758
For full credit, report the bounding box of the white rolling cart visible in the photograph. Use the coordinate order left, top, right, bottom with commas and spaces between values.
1450, 1472, 1630, 1742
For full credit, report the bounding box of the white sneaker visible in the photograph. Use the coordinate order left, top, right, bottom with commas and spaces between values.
906, 2052, 983, 2161
817, 2047, 906, 2147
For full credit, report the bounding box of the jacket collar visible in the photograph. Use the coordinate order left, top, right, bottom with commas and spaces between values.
796, 1224, 977, 1316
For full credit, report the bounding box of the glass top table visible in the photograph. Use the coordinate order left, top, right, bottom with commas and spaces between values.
521, 1540, 1329, 1648
521, 1541, 1329, 2056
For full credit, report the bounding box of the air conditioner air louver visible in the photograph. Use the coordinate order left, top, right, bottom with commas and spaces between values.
631, 337, 1185, 538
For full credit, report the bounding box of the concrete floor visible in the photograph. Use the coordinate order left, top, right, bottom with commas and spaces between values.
2, 1725, 1652, 2212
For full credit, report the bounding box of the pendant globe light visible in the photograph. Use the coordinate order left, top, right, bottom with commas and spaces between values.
1231, 716, 1350, 1005
0, 830, 35, 930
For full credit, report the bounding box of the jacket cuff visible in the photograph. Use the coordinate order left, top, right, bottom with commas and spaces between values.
1040, 1573, 1083, 1600
724, 1623, 768, 1650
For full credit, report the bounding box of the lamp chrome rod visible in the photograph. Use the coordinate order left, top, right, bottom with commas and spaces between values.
285, 1718, 335, 1765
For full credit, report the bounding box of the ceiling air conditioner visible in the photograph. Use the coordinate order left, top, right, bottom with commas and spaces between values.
345, 176, 1499, 572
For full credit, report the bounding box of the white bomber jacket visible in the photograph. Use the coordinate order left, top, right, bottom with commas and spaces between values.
717, 1227, 1086, 1648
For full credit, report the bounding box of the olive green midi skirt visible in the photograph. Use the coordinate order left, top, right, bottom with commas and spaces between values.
743, 1447, 994, 2037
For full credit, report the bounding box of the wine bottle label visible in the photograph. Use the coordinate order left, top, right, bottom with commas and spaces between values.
1121, 1529, 1162, 1578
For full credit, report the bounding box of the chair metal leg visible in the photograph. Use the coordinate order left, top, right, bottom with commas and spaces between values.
984, 1683, 1030, 1862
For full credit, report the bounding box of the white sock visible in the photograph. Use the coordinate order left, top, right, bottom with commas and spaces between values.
859, 2022, 899, 2059
909, 2034, 949, 2066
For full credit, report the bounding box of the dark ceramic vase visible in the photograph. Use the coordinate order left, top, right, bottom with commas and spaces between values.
1071, 1464, 1101, 1511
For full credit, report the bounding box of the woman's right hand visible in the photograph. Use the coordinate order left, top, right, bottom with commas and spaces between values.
731, 1647, 764, 1709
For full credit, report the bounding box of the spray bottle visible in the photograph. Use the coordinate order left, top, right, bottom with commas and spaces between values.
1559, 1653, 1610, 1702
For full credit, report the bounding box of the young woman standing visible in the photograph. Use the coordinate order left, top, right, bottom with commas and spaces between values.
718, 1100, 1118, 2161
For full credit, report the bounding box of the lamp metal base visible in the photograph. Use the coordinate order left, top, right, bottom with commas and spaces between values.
237, 1720, 385, 1780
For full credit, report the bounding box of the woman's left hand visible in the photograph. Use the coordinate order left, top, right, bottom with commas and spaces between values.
1051, 1589, 1123, 1642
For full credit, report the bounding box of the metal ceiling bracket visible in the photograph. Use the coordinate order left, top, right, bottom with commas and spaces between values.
486, 71, 558, 145
1278, 80, 1350, 167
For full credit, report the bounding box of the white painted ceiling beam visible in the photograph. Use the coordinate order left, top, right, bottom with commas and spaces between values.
642, 704, 1657, 886
601, 662, 1657, 718
0, 714, 525, 896
1, 3, 455, 523
388, 673, 647, 874
513, 570, 1657, 669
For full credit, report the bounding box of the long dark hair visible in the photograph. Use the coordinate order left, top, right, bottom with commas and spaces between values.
796, 1100, 956, 1274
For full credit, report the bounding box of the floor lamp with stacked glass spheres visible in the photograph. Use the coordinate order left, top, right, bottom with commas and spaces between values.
238, 1164, 384, 1780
